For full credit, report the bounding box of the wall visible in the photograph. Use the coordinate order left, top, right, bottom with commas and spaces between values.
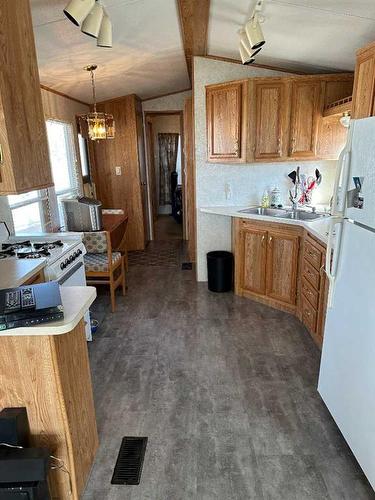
142, 90, 192, 112
194, 57, 338, 281
150, 114, 181, 214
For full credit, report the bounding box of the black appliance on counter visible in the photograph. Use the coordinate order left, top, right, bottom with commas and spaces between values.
0, 408, 51, 499
0, 282, 63, 331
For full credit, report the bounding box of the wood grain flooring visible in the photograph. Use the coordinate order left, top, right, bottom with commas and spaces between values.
83, 242, 374, 500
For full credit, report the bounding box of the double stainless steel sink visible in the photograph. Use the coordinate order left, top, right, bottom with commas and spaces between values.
238, 206, 329, 221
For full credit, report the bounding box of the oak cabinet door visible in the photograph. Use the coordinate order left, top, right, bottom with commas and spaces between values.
289, 80, 321, 158
253, 80, 289, 160
206, 81, 246, 162
239, 227, 267, 295
266, 230, 299, 305
352, 54, 375, 118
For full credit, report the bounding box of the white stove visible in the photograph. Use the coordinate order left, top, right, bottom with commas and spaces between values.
0, 223, 92, 340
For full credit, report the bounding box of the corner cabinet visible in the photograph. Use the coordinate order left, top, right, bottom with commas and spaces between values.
249, 79, 290, 161
289, 79, 321, 159
0, 2, 53, 194
234, 219, 300, 313
206, 80, 248, 162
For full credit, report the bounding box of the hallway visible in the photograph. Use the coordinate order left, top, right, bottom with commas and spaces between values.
84, 243, 374, 500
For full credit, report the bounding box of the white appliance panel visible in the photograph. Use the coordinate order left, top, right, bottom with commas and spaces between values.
318, 220, 375, 490
346, 118, 375, 230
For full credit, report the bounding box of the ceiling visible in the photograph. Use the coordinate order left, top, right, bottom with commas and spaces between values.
31, 0, 190, 102
208, 0, 375, 73
31, 0, 375, 103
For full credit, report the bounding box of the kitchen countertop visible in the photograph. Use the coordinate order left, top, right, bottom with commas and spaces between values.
200, 206, 332, 245
0, 258, 47, 289
0, 286, 96, 336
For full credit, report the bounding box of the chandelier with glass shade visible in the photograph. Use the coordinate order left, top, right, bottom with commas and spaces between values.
78, 65, 115, 141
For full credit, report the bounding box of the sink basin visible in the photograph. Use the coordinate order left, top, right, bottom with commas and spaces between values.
285, 210, 328, 221
238, 207, 329, 221
238, 207, 290, 218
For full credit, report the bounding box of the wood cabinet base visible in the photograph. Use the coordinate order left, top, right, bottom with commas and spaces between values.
233, 219, 328, 348
0, 320, 98, 499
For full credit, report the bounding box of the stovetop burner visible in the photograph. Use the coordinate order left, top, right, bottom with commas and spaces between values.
33, 240, 64, 251
0, 250, 16, 259
17, 249, 51, 259
1, 241, 32, 251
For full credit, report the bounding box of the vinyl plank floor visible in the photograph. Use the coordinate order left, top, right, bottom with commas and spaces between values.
84, 242, 375, 500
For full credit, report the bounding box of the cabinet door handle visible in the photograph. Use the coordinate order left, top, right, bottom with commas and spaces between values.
278, 137, 282, 156
0, 144, 3, 165
261, 235, 266, 245
268, 236, 273, 246
234, 138, 240, 154
290, 137, 296, 154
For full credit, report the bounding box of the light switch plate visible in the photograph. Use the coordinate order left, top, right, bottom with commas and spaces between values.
115, 166, 122, 176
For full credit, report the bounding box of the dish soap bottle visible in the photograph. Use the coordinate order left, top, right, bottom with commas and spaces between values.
261, 189, 270, 208
270, 187, 281, 207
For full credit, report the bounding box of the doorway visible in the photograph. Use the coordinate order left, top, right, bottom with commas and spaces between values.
145, 112, 184, 242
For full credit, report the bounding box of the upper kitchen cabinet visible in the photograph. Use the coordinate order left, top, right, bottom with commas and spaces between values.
206, 80, 248, 163
249, 79, 290, 161
352, 41, 375, 119
0, 2, 53, 194
289, 79, 321, 159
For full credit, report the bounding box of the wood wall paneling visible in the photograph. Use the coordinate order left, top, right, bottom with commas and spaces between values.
93, 95, 146, 251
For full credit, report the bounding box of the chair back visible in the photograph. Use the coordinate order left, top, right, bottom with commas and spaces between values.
83, 231, 110, 254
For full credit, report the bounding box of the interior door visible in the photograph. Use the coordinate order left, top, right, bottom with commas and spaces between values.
135, 102, 149, 244
289, 80, 321, 158
266, 230, 299, 304
254, 81, 288, 160
207, 82, 243, 161
240, 227, 267, 295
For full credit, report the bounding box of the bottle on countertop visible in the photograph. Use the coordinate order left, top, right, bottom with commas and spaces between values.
261, 190, 270, 208
270, 187, 282, 208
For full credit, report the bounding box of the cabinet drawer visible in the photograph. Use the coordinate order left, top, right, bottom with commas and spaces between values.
304, 240, 323, 270
303, 258, 321, 290
302, 296, 317, 333
301, 277, 319, 309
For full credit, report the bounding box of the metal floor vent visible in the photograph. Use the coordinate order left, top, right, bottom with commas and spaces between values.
182, 262, 193, 270
111, 436, 148, 485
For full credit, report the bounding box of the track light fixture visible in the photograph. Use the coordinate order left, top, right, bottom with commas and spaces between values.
238, 0, 266, 65
63, 0, 113, 48
97, 14, 112, 48
239, 30, 261, 65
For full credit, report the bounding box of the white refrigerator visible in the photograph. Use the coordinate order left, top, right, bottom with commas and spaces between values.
318, 116, 375, 491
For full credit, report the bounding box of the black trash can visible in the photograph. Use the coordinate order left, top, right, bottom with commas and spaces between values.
207, 251, 233, 292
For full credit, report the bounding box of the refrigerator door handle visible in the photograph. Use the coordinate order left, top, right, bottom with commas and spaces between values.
332, 148, 351, 216
325, 217, 344, 308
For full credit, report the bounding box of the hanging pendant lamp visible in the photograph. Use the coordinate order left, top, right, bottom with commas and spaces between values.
79, 65, 115, 141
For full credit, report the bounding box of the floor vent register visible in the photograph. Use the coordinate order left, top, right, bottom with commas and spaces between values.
111, 437, 148, 485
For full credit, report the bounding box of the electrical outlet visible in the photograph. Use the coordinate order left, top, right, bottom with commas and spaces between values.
115, 166, 122, 176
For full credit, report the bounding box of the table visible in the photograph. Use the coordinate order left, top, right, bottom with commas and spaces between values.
102, 213, 128, 252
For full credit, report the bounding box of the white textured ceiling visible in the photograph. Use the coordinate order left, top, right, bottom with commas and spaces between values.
208, 0, 375, 73
31, 0, 190, 102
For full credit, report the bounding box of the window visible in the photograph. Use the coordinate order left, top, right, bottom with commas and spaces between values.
8, 190, 48, 234
46, 120, 80, 226
78, 133, 91, 183
8, 120, 80, 234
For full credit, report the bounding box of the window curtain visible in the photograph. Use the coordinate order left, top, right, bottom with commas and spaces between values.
158, 133, 179, 206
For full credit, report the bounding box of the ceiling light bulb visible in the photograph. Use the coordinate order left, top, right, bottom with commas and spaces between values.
81, 2, 104, 38
245, 15, 265, 50
239, 44, 255, 65
63, 0, 95, 26
97, 14, 112, 47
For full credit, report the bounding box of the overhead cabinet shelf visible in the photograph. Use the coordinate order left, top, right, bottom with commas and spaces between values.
206, 73, 354, 163
323, 95, 352, 117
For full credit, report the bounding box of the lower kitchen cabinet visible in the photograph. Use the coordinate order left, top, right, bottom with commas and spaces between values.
233, 219, 329, 347
234, 219, 300, 313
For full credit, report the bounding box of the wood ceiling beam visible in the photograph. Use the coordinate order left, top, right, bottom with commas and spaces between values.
177, 0, 210, 82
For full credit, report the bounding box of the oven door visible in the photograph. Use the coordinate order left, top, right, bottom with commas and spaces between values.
58, 261, 92, 341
